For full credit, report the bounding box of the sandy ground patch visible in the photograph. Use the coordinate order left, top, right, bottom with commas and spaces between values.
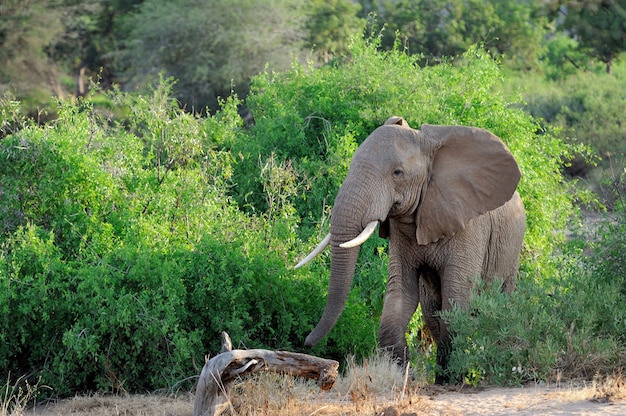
420, 384, 626, 415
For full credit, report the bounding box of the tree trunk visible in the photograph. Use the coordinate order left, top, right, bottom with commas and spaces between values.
76, 64, 87, 97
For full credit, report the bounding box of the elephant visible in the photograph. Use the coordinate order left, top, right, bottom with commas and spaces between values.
295, 116, 526, 383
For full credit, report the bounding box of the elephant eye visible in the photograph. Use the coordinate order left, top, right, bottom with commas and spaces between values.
393, 168, 404, 177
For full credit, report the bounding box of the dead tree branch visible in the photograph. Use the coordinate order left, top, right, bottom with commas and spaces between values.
193, 332, 339, 416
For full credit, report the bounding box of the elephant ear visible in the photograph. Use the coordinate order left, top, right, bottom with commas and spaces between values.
384, 116, 410, 127
415, 124, 521, 245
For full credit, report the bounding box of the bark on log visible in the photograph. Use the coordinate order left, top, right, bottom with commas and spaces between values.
193, 332, 339, 416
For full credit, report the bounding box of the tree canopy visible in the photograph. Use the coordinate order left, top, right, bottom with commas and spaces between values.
118, 0, 308, 112
561, 0, 626, 74
379, 0, 546, 68
1, 0, 624, 113
305, 0, 365, 63
0, 0, 65, 113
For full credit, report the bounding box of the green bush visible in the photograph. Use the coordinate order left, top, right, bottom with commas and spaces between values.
443, 170, 626, 386
442, 277, 565, 386
443, 240, 626, 386
56, 245, 196, 394
0, 82, 322, 396
0, 225, 74, 387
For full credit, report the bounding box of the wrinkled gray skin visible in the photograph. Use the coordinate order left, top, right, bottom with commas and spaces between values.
302, 117, 526, 383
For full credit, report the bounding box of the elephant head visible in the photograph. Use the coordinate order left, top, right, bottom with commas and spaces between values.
297, 116, 522, 352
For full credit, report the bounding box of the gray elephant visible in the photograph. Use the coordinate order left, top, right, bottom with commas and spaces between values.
296, 116, 526, 383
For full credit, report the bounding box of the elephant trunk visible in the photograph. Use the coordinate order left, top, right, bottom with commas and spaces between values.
305, 242, 360, 346
305, 176, 384, 346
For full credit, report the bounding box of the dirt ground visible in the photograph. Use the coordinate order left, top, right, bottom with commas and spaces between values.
24, 383, 626, 416
420, 384, 626, 415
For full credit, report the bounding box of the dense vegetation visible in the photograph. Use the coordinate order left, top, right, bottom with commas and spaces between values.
3, 0, 625, 170
1, 0, 625, 400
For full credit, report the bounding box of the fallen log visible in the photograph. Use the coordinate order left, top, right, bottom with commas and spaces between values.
193, 332, 339, 416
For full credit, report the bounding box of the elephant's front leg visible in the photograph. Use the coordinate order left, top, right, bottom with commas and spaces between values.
378, 254, 419, 364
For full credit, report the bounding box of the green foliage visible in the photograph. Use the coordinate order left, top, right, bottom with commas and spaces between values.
540, 34, 588, 81
443, 256, 626, 385
48, 0, 142, 91
587, 169, 626, 282
442, 277, 562, 385
305, 0, 365, 64
183, 230, 324, 353
561, 0, 626, 74
52, 245, 197, 394
0, 225, 74, 386
379, 0, 546, 69
0, 0, 65, 114
0, 81, 321, 396
0, 93, 27, 138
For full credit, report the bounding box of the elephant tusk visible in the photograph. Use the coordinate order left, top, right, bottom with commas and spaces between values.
294, 233, 331, 269
339, 221, 379, 248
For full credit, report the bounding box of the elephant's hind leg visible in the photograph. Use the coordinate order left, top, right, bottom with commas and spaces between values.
418, 272, 450, 384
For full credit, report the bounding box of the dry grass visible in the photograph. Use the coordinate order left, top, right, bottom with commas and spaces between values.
1, 374, 50, 416
227, 353, 431, 416
538, 370, 626, 408
9, 354, 433, 416
592, 369, 626, 403
6, 362, 626, 416
22, 393, 193, 416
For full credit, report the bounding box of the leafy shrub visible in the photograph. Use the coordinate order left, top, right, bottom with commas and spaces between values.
443, 170, 626, 386
56, 245, 197, 394
443, 277, 565, 385
444, 249, 626, 386
0, 81, 322, 396
183, 230, 323, 351
0, 94, 27, 139
0, 225, 74, 387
